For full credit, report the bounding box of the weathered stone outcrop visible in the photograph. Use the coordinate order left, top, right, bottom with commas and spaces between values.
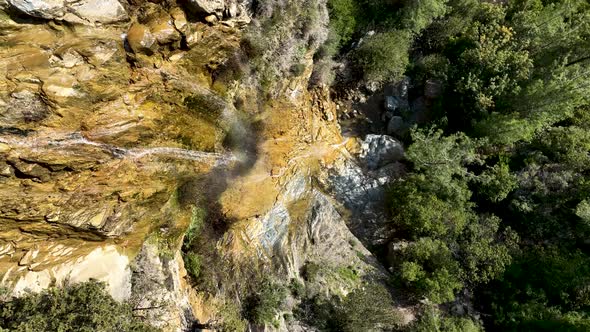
6, 0, 128, 24
187, 0, 225, 15
9, 245, 131, 301
359, 134, 404, 170
130, 243, 197, 331
127, 23, 157, 54
184, 0, 251, 25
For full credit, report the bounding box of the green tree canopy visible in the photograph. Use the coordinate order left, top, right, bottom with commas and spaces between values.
0, 281, 158, 332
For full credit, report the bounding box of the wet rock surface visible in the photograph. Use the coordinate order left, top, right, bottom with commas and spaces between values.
1, 90, 49, 126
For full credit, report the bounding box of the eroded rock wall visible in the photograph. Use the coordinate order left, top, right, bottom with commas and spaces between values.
0, 0, 241, 301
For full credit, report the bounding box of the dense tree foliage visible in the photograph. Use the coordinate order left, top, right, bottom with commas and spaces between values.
0, 281, 158, 332
322, 0, 590, 330
355, 31, 412, 82
390, 129, 517, 304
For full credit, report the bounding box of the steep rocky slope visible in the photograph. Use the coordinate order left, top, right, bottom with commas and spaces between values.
0, 0, 409, 330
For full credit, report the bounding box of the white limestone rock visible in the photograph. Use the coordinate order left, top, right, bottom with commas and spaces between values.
359, 134, 404, 170
7, 0, 128, 24
186, 0, 224, 15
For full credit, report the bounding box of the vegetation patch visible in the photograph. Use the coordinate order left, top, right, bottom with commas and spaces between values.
295, 283, 402, 332
336, 266, 359, 282
242, 278, 287, 327
289, 278, 305, 298
216, 301, 248, 332
353, 30, 412, 83
0, 281, 159, 332
181, 205, 207, 280
321, 0, 590, 329
242, 0, 328, 94
301, 261, 322, 282
183, 206, 205, 249
183, 252, 202, 279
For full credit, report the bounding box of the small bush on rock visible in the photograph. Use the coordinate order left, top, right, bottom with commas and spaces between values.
217, 301, 247, 332
289, 278, 305, 297
243, 279, 287, 326
183, 252, 202, 279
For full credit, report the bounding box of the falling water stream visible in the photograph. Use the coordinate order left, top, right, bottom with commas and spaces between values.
0, 132, 238, 166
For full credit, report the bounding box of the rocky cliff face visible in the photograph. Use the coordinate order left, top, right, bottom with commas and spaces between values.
0, 1, 409, 330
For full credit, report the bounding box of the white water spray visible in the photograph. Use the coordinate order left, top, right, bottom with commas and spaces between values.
0, 133, 237, 166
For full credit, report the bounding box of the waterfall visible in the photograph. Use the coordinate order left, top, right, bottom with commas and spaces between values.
0, 132, 237, 166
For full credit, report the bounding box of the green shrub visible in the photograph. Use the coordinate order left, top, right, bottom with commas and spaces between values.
289, 279, 305, 298
410, 54, 450, 84
402, 0, 449, 34
148, 230, 180, 260
290, 63, 307, 77
295, 295, 345, 331
341, 284, 402, 331
314, 32, 340, 60
327, 0, 359, 48
354, 30, 412, 83
576, 200, 590, 226
474, 160, 517, 203
183, 206, 205, 250
183, 252, 202, 279
0, 280, 159, 332
217, 302, 247, 332
243, 279, 287, 326
302, 261, 322, 282
295, 283, 401, 331
399, 238, 463, 304
487, 247, 590, 330
337, 266, 359, 282
243, 0, 328, 94
412, 305, 482, 332
309, 57, 336, 86
241, 31, 267, 59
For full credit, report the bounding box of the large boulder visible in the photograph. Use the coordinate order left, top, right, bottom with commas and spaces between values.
359, 134, 404, 170
126, 23, 157, 55
7, 0, 128, 24
68, 0, 128, 24
186, 0, 251, 24
146, 10, 181, 44
387, 115, 409, 137
186, 0, 224, 15
7, 0, 63, 19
